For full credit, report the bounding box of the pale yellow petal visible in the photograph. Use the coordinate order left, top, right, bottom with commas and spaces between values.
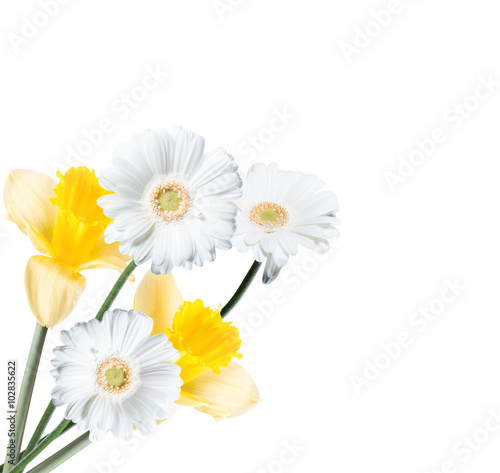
134, 270, 183, 335
77, 237, 131, 275
3, 170, 56, 255
77, 255, 128, 272
85, 236, 130, 263
25, 255, 86, 328
177, 362, 260, 420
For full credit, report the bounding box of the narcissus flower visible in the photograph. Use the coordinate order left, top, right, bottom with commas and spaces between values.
51, 310, 182, 441
3, 167, 129, 327
134, 271, 260, 420
98, 127, 242, 275
233, 163, 340, 284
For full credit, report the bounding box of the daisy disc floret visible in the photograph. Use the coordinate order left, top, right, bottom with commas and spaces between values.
233, 163, 340, 284
51, 310, 182, 441
98, 127, 242, 275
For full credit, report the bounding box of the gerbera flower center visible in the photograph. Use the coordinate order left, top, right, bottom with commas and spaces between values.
97, 358, 133, 394
250, 202, 289, 229
149, 182, 190, 221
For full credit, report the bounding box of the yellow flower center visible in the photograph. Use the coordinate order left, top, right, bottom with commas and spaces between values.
105, 366, 126, 387
166, 300, 243, 384
149, 182, 190, 221
250, 202, 289, 229
97, 358, 133, 394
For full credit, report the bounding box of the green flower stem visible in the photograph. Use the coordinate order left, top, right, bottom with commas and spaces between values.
13, 260, 137, 472
3, 324, 47, 473
221, 260, 262, 318
96, 260, 138, 321
19, 402, 56, 462
25, 433, 90, 473
18, 411, 73, 473
0, 423, 75, 473
9, 420, 72, 473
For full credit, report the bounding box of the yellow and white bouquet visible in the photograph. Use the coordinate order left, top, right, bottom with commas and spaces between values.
2, 127, 339, 473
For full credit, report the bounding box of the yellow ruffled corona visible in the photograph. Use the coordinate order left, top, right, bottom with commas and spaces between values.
134, 272, 260, 420
166, 300, 243, 384
4, 167, 129, 327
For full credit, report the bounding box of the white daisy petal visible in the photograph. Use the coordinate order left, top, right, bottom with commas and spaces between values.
260, 233, 278, 254
111, 407, 133, 439
143, 129, 170, 175
277, 231, 299, 256
263, 255, 282, 285
50, 310, 181, 441
98, 128, 241, 274
120, 310, 154, 352
272, 243, 289, 268
132, 334, 180, 366
233, 163, 339, 283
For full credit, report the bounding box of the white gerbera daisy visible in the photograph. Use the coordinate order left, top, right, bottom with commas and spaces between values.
233, 163, 339, 284
98, 127, 242, 274
51, 310, 182, 441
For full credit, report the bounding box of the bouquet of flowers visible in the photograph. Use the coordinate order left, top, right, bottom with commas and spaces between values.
2, 127, 339, 472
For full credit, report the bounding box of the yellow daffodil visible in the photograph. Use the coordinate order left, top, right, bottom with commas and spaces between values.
3, 167, 129, 327
134, 271, 260, 420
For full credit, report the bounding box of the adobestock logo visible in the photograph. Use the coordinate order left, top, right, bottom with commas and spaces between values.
340, 0, 418, 63
384, 74, 500, 192
256, 439, 307, 473
235, 245, 339, 340
350, 278, 466, 395
236, 107, 296, 166
51, 64, 169, 173
426, 406, 500, 473
92, 432, 150, 473
7, 0, 72, 54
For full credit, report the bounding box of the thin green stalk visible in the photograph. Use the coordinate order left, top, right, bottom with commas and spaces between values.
221, 261, 262, 318
15, 260, 137, 470
18, 415, 73, 473
0, 423, 75, 473
96, 260, 137, 321
19, 403, 55, 462
9, 420, 72, 473
25, 433, 90, 473
3, 324, 47, 473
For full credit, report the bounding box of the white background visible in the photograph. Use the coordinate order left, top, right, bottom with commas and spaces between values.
1, 1, 500, 472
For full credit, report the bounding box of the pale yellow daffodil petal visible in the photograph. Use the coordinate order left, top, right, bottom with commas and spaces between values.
25, 255, 86, 328
134, 270, 184, 335
77, 238, 133, 278
177, 362, 260, 421
77, 255, 129, 273
3, 170, 56, 255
